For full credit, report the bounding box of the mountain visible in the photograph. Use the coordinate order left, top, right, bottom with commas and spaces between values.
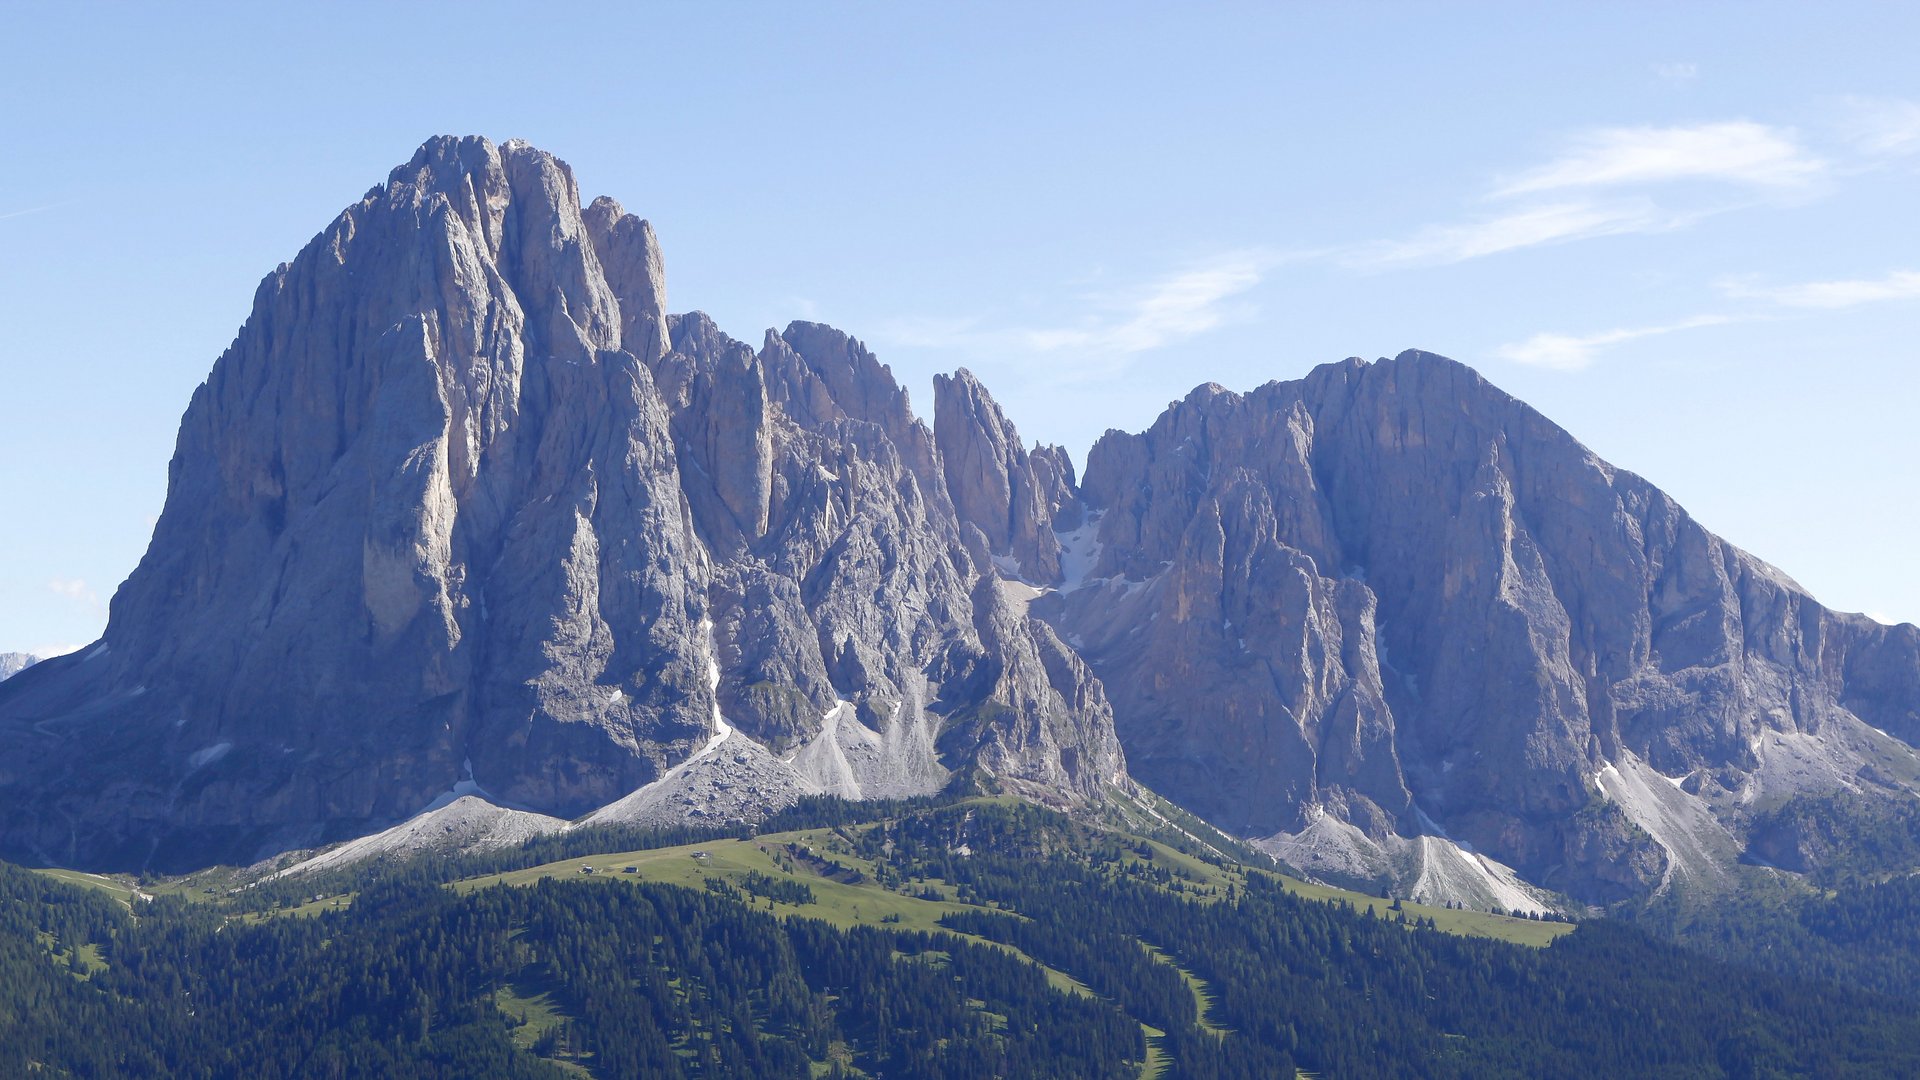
3, 137, 1915, 908
1038, 359, 1920, 902
0, 654, 37, 682
0, 137, 1124, 871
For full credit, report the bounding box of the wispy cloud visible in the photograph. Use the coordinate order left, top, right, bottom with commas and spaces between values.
877, 315, 986, 350
47, 577, 105, 614
1490, 122, 1823, 197
1836, 96, 1920, 156
1501, 265, 1920, 372
1495, 314, 1737, 371
1654, 62, 1699, 85
1017, 251, 1272, 354
1361, 121, 1823, 269
876, 250, 1282, 366
1722, 269, 1920, 309
0, 202, 68, 223
1356, 199, 1685, 267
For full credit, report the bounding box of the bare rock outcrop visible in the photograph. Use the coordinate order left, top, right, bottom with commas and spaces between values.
933, 368, 1081, 582
1043, 352, 1920, 901
3, 136, 1912, 906
0, 137, 1129, 871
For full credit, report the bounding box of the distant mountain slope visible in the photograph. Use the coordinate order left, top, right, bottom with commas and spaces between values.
0, 654, 36, 682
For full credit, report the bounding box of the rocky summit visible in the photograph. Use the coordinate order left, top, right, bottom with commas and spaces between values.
0, 137, 1123, 872
1, 138, 1915, 906
1041, 359, 1920, 904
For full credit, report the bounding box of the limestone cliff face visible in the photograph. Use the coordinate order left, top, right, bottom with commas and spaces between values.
1044, 353, 1920, 901
0, 137, 1125, 871
933, 368, 1081, 583
3, 137, 1913, 903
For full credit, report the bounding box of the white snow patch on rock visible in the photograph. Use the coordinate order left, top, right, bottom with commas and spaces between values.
1055, 512, 1105, 591
188, 742, 233, 769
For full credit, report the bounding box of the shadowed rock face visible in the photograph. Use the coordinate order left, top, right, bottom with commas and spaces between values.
0, 137, 1125, 872
1044, 354, 1920, 901
3, 138, 1913, 902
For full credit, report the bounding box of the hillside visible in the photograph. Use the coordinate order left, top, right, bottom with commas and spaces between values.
17, 797, 1920, 1078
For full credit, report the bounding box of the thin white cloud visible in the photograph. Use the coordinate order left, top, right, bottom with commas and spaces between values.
1655, 62, 1699, 85
1506, 265, 1920, 372
1491, 122, 1823, 197
1495, 314, 1736, 371
873, 314, 987, 350
1723, 269, 1920, 309
0, 202, 68, 222
876, 250, 1280, 360
46, 577, 104, 613
1360, 121, 1821, 268
1019, 252, 1270, 354
1837, 96, 1920, 156
1357, 199, 1683, 267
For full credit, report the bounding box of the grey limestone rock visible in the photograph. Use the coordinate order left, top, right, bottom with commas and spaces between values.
933, 368, 1081, 583
0, 137, 1128, 872
3, 136, 1912, 906
1044, 352, 1920, 902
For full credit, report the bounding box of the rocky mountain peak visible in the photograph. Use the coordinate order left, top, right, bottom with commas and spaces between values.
0, 137, 1128, 871
3, 141, 1913, 910
1049, 351, 1920, 903
582, 194, 671, 362
933, 367, 1080, 582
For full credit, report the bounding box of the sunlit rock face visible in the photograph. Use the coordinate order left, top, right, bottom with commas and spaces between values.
4, 136, 1914, 906
0, 137, 1126, 872
1043, 353, 1920, 902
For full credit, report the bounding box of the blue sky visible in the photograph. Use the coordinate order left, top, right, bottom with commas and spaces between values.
2, 2, 1916, 653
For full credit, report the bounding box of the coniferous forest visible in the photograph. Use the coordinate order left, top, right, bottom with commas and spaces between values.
5, 799, 1920, 1078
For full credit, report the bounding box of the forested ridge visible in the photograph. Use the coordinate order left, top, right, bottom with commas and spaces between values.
6, 800, 1920, 1078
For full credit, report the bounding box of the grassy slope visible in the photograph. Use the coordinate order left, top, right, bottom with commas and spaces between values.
33, 800, 1570, 949
27, 800, 1571, 1080
450, 813, 1569, 949
32, 867, 142, 907
449, 810, 1564, 1079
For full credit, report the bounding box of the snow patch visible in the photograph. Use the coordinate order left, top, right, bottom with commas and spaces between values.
1055, 512, 1105, 591
698, 622, 735, 758
419, 758, 496, 814
188, 742, 233, 768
